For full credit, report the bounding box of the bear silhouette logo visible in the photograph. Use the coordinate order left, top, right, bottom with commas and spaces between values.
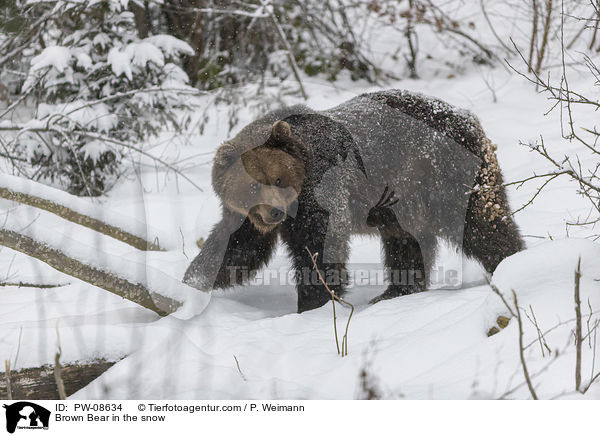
3, 402, 50, 433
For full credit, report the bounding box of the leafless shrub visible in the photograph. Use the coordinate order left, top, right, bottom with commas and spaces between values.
356, 0, 498, 78
306, 247, 354, 357
507, 1, 600, 235
492, 260, 600, 399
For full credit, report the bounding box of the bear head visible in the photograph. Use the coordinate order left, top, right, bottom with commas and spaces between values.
212, 120, 307, 234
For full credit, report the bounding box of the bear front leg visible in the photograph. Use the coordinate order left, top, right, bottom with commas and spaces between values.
281, 208, 350, 313
183, 211, 278, 291
370, 234, 426, 304
367, 187, 426, 304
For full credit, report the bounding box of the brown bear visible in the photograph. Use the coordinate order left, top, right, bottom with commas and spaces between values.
183, 89, 524, 312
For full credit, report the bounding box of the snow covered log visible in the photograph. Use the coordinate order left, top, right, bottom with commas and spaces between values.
0, 359, 117, 400
0, 174, 163, 251
0, 206, 211, 317
0, 229, 174, 316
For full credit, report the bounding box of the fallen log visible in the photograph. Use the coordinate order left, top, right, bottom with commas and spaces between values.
0, 359, 118, 400
0, 228, 176, 316
0, 212, 211, 317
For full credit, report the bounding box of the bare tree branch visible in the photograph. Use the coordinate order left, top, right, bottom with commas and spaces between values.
529, 0, 539, 72
574, 256, 583, 391
266, 2, 308, 100
513, 290, 539, 399
535, 0, 553, 74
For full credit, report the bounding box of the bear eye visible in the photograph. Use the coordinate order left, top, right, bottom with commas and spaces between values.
275, 178, 281, 186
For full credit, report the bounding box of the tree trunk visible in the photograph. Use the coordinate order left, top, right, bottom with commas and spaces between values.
130, 2, 150, 38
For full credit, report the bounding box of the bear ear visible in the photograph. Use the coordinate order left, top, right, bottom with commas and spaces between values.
271, 120, 291, 142
214, 142, 238, 169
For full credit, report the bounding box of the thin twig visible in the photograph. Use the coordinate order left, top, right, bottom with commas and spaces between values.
582, 319, 599, 393
574, 256, 583, 391
4, 360, 12, 400
525, 304, 551, 357
267, 2, 308, 100
0, 281, 69, 288
511, 173, 561, 215
479, 0, 516, 55
306, 247, 340, 354
489, 281, 516, 317
0, 75, 43, 120
497, 355, 558, 399
233, 355, 247, 382
523, 309, 599, 350
513, 290, 539, 399
305, 247, 354, 356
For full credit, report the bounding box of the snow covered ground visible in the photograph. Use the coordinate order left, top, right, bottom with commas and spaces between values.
2, 54, 600, 398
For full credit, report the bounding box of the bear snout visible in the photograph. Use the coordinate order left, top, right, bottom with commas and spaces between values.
269, 207, 286, 223
249, 204, 287, 230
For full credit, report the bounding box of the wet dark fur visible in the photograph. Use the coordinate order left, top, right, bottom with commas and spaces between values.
184, 90, 524, 312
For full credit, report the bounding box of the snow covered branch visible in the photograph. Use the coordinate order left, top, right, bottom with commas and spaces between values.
1, 4, 201, 196
0, 174, 163, 251
0, 228, 174, 316
0, 123, 204, 194
0, 204, 210, 317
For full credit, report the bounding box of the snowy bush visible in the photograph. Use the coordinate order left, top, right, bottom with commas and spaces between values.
11, 0, 197, 196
